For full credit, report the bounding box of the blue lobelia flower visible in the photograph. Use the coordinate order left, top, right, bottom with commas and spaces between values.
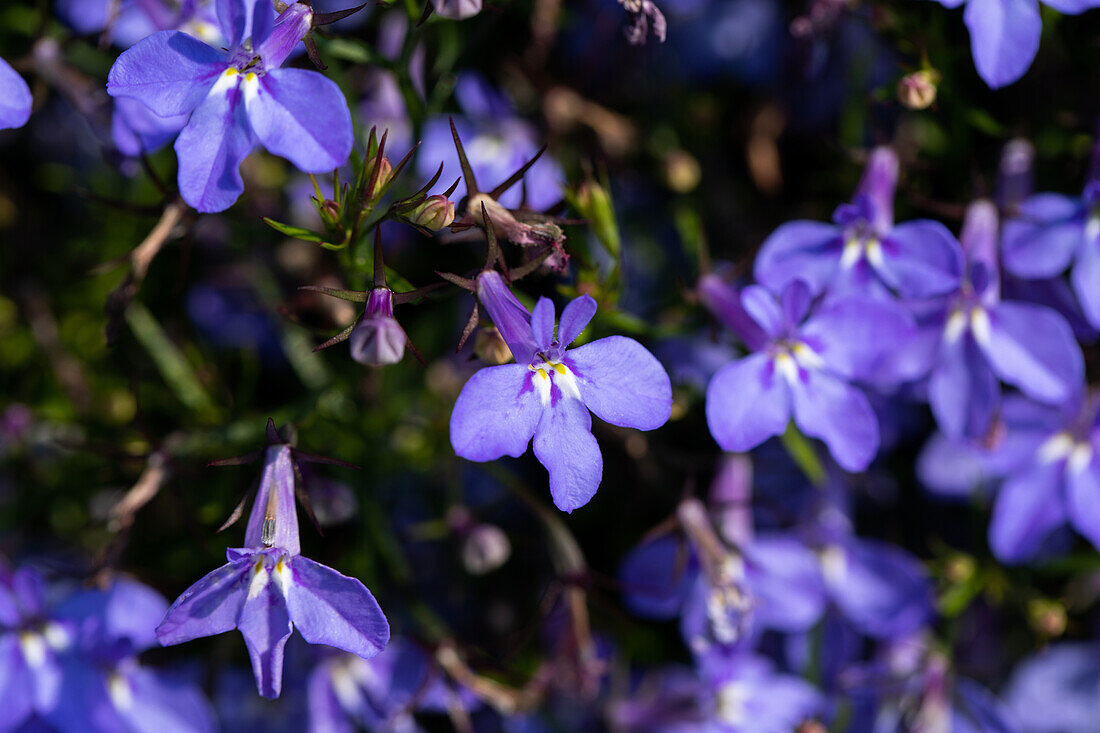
753, 147, 964, 301
1004, 642, 1100, 732
155, 440, 390, 698
1002, 148, 1100, 330
928, 0, 1100, 89
107, 0, 353, 212
0, 57, 32, 131
449, 270, 672, 512
888, 199, 1084, 440
703, 277, 914, 471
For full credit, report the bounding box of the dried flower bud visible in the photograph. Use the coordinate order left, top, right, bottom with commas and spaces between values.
349, 288, 406, 366
409, 195, 456, 231
461, 523, 512, 575
897, 69, 939, 110
474, 326, 513, 365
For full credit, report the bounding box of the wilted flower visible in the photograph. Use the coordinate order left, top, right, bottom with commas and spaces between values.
156, 436, 390, 698
349, 287, 407, 366
450, 270, 672, 512
107, 1, 352, 212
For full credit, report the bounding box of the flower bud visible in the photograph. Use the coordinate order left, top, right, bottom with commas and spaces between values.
365, 155, 393, 199
461, 523, 512, 575
349, 288, 406, 366
897, 69, 939, 110
570, 179, 620, 257
409, 195, 455, 231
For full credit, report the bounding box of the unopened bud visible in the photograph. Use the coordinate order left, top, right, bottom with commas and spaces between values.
474, 326, 513, 365
349, 288, 406, 366
664, 150, 701, 193
319, 199, 340, 227
462, 523, 511, 575
1028, 598, 1067, 638
897, 69, 939, 110
409, 195, 455, 231
366, 155, 393, 199
570, 179, 620, 257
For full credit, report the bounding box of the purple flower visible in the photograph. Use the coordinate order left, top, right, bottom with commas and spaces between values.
418, 73, 563, 210
349, 288, 407, 366
929, 0, 1100, 89
111, 96, 189, 156
107, 0, 352, 212
1004, 643, 1100, 732
704, 278, 914, 471
697, 649, 825, 732
57, 0, 225, 48
753, 147, 964, 300
433, 0, 483, 19
983, 396, 1100, 563
1002, 155, 1100, 330
889, 200, 1083, 439
0, 57, 32, 131
156, 442, 390, 698
449, 270, 671, 512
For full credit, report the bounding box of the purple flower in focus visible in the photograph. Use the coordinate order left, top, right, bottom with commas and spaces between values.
111, 96, 190, 156
928, 0, 1100, 89
703, 277, 913, 471
754, 147, 964, 300
890, 200, 1083, 439
418, 74, 563, 210
107, 1, 352, 212
0, 57, 32, 130
156, 440, 390, 698
1002, 150, 1100, 330
449, 270, 672, 512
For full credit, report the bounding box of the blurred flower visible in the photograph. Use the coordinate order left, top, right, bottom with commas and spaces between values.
896, 69, 939, 109
450, 271, 672, 512
0, 57, 32, 131
1004, 643, 1100, 732
433, 0, 483, 19
156, 441, 390, 698
56, 0, 224, 48
704, 278, 912, 471
107, 1, 352, 212
619, 0, 667, 44
418, 73, 563, 210
1002, 143, 1100, 330
460, 523, 512, 575
754, 147, 964, 300
359, 69, 412, 154
887, 200, 1083, 440
928, 0, 1100, 88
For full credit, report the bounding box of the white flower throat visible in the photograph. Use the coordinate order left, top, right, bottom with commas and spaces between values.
529, 357, 581, 406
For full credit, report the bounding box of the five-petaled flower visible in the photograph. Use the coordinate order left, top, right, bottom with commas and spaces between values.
702, 276, 913, 471
449, 270, 672, 512
156, 439, 389, 698
107, 0, 352, 212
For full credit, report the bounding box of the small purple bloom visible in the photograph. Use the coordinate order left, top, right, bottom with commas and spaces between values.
1002, 150, 1100, 330
697, 649, 825, 732
1004, 643, 1100, 732
449, 270, 671, 512
156, 443, 390, 698
0, 57, 32, 131
107, 1, 353, 212
890, 200, 1083, 439
111, 96, 189, 156
754, 147, 964, 300
704, 278, 913, 471
349, 288, 407, 366
433, 0, 483, 19
929, 0, 1100, 88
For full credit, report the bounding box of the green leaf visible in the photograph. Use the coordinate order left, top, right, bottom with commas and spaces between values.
262, 218, 327, 244
125, 302, 218, 417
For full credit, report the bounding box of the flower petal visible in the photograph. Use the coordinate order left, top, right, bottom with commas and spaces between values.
475, 270, 537, 364
156, 561, 249, 646
825, 538, 932, 638
989, 460, 1068, 563
1065, 456, 1100, 553
450, 365, 540, 462
753, 221, 842, 296
790, 370, 879, 472
963, 0, 1042, 89
744, 534, 826, 633
532, 396, 602, 512
216, 0, 250, 48
798, 295, 915, 381
238, 584, 293, 698
876, 220, 964, 297
107, 31, 226, 117
286, 557, 389, 660
0, 58, 31, 131
531, 297, 556, 350
557, 294, 597, 348
565, 336, 671, 431
740, 284, 788, 338
1070, 232, 1100, 328
705, 353, 790, 453
174, 72, 255, 212
0, 636, 32, 731
1002, 194, 1084, 277
928, 333, 999, 440
978, 302, 1083, 405
243, 68, 353, 174
617, 535, 696, 620
117, 665, 218, 733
